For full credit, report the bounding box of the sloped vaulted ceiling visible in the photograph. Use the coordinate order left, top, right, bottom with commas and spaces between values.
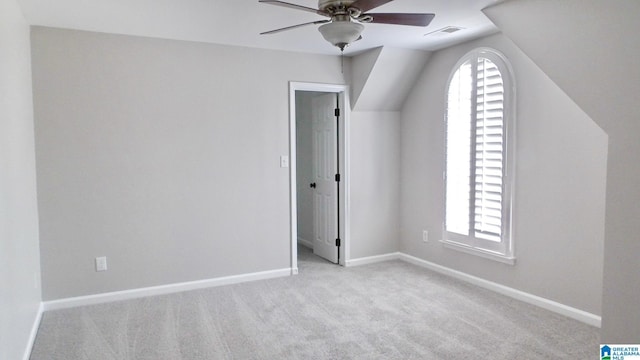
351, 46, 431, 111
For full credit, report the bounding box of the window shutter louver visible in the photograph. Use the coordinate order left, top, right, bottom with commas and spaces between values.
474, 58, 505, 242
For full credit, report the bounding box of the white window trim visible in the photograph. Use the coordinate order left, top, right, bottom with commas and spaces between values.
439, 239, 516, 265
441, 47, 517, 264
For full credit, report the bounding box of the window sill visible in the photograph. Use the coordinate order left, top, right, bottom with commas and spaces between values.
440, 240, 516, 265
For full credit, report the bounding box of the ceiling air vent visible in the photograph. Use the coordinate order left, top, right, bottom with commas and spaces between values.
424, 26, 464, 37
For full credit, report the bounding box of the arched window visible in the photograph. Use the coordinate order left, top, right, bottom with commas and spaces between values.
443, 48, 516, 264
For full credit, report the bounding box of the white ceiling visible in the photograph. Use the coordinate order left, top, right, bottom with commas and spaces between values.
17, 0, 503, 56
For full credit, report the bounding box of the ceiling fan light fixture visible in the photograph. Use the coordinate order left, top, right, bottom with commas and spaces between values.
318, 21, 364, 50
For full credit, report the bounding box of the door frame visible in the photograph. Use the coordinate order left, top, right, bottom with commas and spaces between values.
289, 82, 351, 273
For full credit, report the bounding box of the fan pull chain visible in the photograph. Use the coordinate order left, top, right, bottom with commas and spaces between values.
341, 49, 344, 74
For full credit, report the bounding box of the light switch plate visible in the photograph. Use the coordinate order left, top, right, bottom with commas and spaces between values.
280, 155, 289, 168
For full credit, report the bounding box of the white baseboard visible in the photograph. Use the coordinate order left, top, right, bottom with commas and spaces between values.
345, 252, 400, 267
23, 302, 44, 360
398, 253, 601, 328
43, 268, 292, 311
344, 251, 601, 327
297, 237, 313, 249
38, 252, 601, 329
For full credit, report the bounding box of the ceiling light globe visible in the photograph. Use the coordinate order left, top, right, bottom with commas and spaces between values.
318, 21, 364, 50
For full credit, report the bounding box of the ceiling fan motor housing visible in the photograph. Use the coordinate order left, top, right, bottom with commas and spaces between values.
319, 0, 357, 11
320, 0, 371, 23
319, 0, 361, 17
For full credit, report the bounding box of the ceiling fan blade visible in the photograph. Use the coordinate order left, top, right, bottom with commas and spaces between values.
260, 20, 330, 35
259, 0, 330, 17
366, 13, 435, 27
350, 0, 393, 13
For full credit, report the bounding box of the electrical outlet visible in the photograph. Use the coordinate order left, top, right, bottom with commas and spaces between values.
95, 256, 108, 272
422, 230, 429, 243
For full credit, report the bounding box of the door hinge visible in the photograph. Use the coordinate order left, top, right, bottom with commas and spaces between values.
334, 108, 340, 117
335, 238, 341, 247
335, 173, 341, 182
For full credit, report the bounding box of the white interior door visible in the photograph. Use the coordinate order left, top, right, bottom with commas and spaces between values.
311, 93, 339, 263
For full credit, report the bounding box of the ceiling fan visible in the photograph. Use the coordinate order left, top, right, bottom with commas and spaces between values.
259, 0, 435, 51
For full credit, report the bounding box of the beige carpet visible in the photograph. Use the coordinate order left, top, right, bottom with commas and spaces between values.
30, 246, 599, 359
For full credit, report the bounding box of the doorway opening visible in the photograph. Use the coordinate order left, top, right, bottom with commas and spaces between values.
289, 82, 350, 274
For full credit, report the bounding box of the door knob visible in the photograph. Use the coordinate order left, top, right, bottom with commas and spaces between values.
310, 182, 316, 188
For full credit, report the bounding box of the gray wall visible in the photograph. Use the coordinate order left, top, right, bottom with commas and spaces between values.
347, 46, 421, 259
350, 111, 400, 258
31, 27, 347, 300
0, 0, 42, 358
400, 33, 607, 315
484, 0, 640, 341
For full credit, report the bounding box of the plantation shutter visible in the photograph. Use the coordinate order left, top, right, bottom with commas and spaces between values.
473, 57, 504, 242
444, 48, 514, 261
